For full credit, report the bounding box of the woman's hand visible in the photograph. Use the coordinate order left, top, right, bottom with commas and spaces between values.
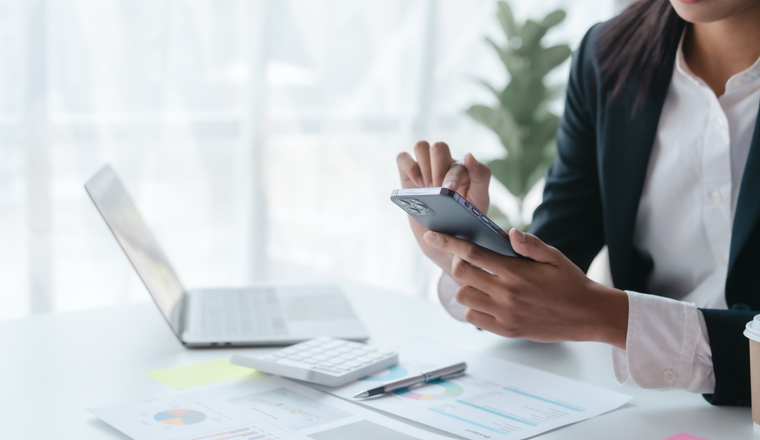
422, 228, 629, 349
396, 141, 491, 274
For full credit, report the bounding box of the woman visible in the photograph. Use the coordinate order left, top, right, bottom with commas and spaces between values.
396, 0, 760, 406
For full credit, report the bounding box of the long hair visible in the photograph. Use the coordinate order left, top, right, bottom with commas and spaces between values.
597, 0, 685, 105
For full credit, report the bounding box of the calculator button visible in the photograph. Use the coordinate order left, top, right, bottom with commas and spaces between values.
302, 358, 320, 365
345, 361, 361, 367
288, 355, 304, 361
312, 354, 329, 361
355, 356, 374, 364
323, 350, 340, 357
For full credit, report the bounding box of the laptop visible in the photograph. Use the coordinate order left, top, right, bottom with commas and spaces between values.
84, 165, 369, 347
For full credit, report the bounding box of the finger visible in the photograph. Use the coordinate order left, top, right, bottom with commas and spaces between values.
455, 284, 495, 313
464, 308, 498, 330
450, 256, 500, 294
424, 231, 503, 273
508, 229, 563, 265
414, 141, 433, 187
441, 163, 470, 192
396, 152, 425, 188
463, 153, 491, 211
430, 142, 455, 187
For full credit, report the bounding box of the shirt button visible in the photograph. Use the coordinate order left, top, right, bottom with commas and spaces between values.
718, 255, 728, 267
710, 190, 724, 204
714, 118, 725, 130
663, 369, 677, 383
736, 77, 746, 87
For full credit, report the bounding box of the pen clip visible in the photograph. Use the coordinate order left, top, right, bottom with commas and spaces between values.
438, 370, 466, 381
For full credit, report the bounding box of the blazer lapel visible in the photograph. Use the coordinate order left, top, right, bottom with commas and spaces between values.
600, 38, 682, 290
728, 104, 760, 285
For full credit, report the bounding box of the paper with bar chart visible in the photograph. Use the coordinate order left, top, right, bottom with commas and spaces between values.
88, 375, 448, 440
314, 340, 632, 440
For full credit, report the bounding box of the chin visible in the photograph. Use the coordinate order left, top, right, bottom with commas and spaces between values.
669, 0, 759, 23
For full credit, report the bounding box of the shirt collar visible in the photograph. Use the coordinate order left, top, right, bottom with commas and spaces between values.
675, 28, 760, 93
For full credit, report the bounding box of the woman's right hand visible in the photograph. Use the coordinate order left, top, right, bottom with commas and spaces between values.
396, 141, 491, 275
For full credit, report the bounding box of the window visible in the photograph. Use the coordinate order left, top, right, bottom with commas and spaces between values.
0, 0, 615, 320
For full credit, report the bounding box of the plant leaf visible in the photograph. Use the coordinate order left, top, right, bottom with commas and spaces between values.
534, 45, 572, 77
540, 10, 566, 29
466, 104, 522, 157
488, 157, 526, 199
486, 37, 520, 76
496, 1, 516, 40
517, 20, 546, 54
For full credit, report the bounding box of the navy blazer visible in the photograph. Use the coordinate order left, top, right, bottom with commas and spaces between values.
530, 21, 759, 406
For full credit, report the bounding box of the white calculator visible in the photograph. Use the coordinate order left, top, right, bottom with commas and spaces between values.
230, 337, 398, 387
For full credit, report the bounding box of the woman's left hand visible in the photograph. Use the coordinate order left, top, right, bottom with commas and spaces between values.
423, 228, 629, 349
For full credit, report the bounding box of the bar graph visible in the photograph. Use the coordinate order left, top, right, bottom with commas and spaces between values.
425, 385, 588, 437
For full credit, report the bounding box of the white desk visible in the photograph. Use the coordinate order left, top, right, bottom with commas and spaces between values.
0, 282, 751, 439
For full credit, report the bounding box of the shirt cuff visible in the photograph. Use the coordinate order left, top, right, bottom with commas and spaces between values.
611, 291, 715, 393
437, 273, 467, 322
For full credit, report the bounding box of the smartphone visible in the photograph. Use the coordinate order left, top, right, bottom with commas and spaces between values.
390, 187, 519, 257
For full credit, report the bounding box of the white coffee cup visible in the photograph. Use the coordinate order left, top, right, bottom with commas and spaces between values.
743, 314, 760, 434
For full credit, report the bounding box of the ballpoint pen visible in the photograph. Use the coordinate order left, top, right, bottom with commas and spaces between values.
353, 361, 467, 398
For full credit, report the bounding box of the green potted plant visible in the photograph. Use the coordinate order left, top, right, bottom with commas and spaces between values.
467, 1, 571, 230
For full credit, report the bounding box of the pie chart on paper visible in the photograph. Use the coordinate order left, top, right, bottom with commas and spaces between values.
153, 409, 206, 426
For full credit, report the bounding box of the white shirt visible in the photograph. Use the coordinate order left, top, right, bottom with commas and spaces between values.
439, 35, 760, 393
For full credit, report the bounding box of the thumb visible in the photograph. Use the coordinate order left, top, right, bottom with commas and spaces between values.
509, 229, 561, 264
463, 152, 490, 212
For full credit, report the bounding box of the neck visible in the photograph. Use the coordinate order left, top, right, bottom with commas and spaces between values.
683, 5, 760, 96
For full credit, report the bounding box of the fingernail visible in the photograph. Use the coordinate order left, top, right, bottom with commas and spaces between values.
516, 229, 526, 243
442, 180, 456, 189
416, 177, 425, 187
424, 232, 439, 244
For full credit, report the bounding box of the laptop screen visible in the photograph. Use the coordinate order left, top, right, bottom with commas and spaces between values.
84, 165, 185, 337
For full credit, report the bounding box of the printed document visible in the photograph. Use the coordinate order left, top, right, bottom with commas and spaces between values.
88, 375, 450, 440
313, 339, 632, 440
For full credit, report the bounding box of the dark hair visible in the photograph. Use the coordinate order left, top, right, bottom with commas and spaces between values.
597, 0, 685, 105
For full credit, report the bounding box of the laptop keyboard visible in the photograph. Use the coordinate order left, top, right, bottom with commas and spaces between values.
199, 289, 288, 339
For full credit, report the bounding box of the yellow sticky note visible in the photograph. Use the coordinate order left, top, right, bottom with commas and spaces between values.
145, 358, 259, 390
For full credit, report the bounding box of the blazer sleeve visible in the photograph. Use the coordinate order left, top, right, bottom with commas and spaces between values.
530, 24, 606, 272
700, 306, 756, 406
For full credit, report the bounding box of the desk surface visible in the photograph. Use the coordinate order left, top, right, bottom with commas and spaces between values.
0, 282, 751, 439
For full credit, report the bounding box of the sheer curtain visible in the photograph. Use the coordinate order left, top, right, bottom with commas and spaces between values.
0, 0, 615, 321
